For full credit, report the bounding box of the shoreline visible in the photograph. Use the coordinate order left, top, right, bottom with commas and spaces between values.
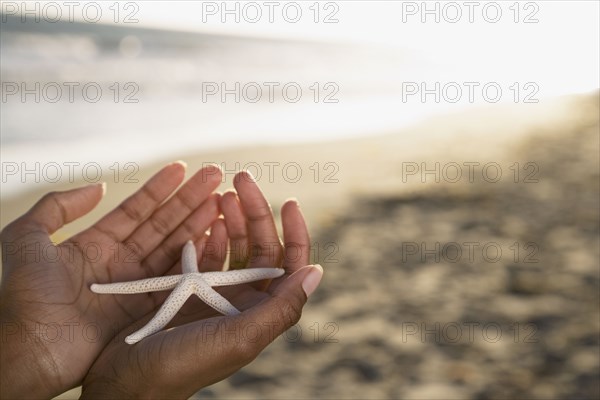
1, 93, 591, 235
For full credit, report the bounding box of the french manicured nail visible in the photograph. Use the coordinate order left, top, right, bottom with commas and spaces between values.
302, 264, 323, 297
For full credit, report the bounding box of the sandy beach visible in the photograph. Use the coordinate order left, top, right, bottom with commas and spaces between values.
1, 91, 598, 399
1, 1, 599, 397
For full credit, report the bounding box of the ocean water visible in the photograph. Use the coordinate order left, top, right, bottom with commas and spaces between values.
0, 15, 450, 198
1, 5, 598, 198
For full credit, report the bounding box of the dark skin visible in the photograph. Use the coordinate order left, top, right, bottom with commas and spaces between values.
0, 163, 322, 399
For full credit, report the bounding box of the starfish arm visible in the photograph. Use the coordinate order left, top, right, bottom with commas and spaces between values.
201, 268, 285, 287
90, 275, 183, 294
193, 276, 241, 316
125, 279, 194, 344
182, 240, 199, 274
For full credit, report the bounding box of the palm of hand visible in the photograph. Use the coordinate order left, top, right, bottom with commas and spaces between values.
1, 163, 314, 399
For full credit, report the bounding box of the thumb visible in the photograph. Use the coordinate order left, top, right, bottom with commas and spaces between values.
241, 264, 324, 350
2, 183, 106, 241
120, 265, 323, 398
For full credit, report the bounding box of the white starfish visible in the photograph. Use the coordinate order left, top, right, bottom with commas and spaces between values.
91, 240, 284, 344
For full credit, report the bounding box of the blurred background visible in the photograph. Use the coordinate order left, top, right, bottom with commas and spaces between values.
1, 1, 599, 399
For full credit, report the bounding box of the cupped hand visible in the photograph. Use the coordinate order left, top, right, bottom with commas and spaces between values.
0, 162, 224, 398
80, 171, 322, 399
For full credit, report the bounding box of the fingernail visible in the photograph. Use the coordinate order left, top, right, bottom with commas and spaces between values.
287, 197, 300, 207
100, 182, 107, 196
173, 160, 188, 169
302, 264, 323, 297
246, 170, 256, 182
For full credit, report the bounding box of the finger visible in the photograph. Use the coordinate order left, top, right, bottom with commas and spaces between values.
1, 183, 104, 242
93, 162, 186, 243
233, 171, 282, 268
125, 165, 222, 261
28, 183, 105, 236
220, 190, 249, 270
281, 199, 311, 273
0, 183, 105, 267
135, 265, 322, 398
266, 199, 311, 293
200, 219, 228, 272
141, 193, 220, 276
254, 264, 323, 340
124, 316, 254, 399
